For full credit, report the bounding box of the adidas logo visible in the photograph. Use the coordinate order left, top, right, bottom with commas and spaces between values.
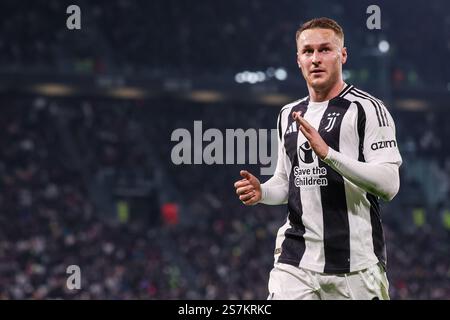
285, 121, 298, 134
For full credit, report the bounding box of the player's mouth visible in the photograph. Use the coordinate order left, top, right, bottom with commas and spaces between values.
310, 69, 325, 75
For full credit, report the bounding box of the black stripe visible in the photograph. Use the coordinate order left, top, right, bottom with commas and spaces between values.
351, 88, 389, 127
350, 89, 385, 126
356, 100, 386, 269
283, 102, 307, 164
380, 102, 389, 127
319, 97, 351, 273
367, 193, 387, 269
352, 88, 388, 127
279, 97, 308, 113
349, 89, 384, 127
277, 113, 283, 141
339, 84, 353, 97
278, 157, 307, 266
355, 101, 366, 162
373, 97, 389, 127
278, 98, 308, 140
278, 100, 309, 266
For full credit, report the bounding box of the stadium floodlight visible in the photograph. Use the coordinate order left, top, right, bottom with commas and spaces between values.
256, 71, 266, 82
274, 68, 287, 81
235, 70, 267, 84
266, 67, 276, 78
378, 40, 390, 53
234, 73, 244, 83
247, 72, 259, 84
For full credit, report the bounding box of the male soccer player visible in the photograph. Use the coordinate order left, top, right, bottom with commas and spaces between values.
234, 17, 402, 300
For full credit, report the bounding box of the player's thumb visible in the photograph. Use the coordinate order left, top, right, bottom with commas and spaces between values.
241, 170, 260, 189
240, 170, 253, 181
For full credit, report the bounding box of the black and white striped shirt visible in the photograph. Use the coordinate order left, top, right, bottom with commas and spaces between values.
266, 84, 402, 274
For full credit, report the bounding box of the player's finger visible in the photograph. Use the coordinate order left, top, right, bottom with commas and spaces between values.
292, 111, 302, 119
240, 170, 252, 179
293, 111, 313, 130
236, 185, 254, 195
242, 194, 257, 205
234, 180, 250, 189
296, 114, 311, 129
299, 125, 312, 140
239, 191, 255, 202
292, 112, 304, 129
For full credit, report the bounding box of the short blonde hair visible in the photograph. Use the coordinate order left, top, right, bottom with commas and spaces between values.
295, 17, 344, 45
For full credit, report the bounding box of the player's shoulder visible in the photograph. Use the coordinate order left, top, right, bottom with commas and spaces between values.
279, 96, 308, 117
342, 85, 386, 110
343, 85, 394, 127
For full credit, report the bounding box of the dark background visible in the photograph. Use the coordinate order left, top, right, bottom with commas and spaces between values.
0, 0, 448, 299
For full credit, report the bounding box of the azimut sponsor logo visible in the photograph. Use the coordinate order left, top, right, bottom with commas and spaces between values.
371, 140, 397, 150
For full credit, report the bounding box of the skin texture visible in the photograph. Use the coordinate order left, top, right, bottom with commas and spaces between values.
234, 170, 261, 206
235, 28, 347, 205
296, 28, 347, 102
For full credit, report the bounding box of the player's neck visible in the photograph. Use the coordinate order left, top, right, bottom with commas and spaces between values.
308, 80, 346, 103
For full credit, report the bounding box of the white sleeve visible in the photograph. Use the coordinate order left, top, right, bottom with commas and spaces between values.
323, 148, 400, 201
259, 111, 289, 205
360, 100, 402, 166
323, 100, 402, 201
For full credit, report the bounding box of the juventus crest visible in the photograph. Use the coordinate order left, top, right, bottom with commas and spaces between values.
324, 112, 341, 132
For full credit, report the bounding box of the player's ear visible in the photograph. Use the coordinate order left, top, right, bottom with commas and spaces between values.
341, 47, 348, 65
296, 52, 302, 69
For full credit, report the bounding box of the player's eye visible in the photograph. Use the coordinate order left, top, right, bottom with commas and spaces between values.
320, 47, 330, 53
303, 49, 313, 54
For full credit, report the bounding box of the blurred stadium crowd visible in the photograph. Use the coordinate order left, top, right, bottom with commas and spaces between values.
0, 0, 449, 300
0, 97, 448, 299
0, 0, 449, 89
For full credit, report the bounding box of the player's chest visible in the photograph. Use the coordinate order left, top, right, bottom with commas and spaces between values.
284, 105, 356, 162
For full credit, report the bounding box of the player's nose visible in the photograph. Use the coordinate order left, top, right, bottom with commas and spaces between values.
312, 51, 321, 65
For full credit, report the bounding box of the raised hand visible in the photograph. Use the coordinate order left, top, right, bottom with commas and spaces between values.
234, 170, 262, 206
292, 111, 329, 160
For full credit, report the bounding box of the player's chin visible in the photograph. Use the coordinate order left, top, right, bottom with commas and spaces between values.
308, 78, 326, 89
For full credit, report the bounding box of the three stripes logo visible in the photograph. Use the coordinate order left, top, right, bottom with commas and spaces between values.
324, 112, 340, 132
285, 121, 298, 134
349, 88, 389, 127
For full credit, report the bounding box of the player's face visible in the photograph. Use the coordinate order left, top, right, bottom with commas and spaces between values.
296, 28, 347, 91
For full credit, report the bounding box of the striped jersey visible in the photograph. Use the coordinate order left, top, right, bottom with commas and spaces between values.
273, 83, 402, 274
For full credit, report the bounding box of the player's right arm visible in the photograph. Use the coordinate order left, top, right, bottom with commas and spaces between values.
234, 111, 289, 206
259, 119, 289, 205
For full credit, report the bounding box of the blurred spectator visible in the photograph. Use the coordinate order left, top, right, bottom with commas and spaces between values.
0, 96, 448, 299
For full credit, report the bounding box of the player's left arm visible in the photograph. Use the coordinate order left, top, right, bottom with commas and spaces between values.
292, 108, 402, 201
